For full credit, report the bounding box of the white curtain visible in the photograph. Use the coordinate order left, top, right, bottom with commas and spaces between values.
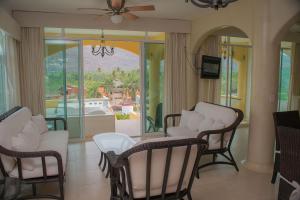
5, 36, 21, 109
0, 30, 6, 114
197, 35, 221, 103
164, 33, 189, 116
0, 29, 21, 114
19, 27, 45, 115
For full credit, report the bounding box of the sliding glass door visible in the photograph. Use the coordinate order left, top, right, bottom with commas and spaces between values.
83, 40, 141, 137
144, 43, 165, 133
44, 40, 83, 139
221, 45, 251, 117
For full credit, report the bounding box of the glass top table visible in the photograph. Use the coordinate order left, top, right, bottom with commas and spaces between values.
93, 132, 137, 155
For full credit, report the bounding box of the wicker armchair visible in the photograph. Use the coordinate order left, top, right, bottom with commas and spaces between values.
106, 137, 208, 200
272, 111, 300, 184
164, 102, 243, 175
277, 126, 300, 200
0, 107, 68, 200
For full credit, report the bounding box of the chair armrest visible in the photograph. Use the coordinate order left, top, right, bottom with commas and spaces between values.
45, 117, 67, 130
0, 145, 64, 180
164, 114, 182, 136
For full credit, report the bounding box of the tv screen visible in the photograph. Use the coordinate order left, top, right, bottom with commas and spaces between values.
201, 55, 221, 79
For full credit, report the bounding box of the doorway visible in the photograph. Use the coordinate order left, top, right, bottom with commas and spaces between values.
44, 28, 165, 139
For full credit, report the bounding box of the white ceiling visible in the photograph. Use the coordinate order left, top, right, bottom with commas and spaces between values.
0, 0, 213, 20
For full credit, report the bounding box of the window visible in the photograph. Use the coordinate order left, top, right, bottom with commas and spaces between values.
278, 42, 292, 111
44, 28, 165, 138
220, 36, 252, 119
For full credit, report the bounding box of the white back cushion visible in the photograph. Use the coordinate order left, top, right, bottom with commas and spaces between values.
129, 137, 198, 198
0, 107, 32, 172
32, 115, 48, 134
195, 102, 237, 128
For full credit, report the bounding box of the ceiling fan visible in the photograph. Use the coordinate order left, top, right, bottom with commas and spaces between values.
78, 0, 155, 24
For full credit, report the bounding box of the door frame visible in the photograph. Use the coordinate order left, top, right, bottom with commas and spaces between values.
45, 37, 165, 139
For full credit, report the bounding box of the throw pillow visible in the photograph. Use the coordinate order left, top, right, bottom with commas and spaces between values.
11, 121, 41, 171
179, 110, 205, 132
32, 114, 48, 134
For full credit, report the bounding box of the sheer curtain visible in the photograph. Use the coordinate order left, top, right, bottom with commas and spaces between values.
5, 36, 21, 109
196, 35, 221, 103
0, 29, 21, 114
164, 33, 189, 116
0, 30, 6, 114
19, 27, 45, 115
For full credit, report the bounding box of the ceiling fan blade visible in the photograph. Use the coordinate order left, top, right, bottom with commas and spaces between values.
121, 12, 139, 20
77, 8, 111, 12
125, 5, 155, 12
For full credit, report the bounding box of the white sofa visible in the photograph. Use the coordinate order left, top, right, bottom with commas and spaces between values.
0, 107, 68, 200
165, 102, 243, 172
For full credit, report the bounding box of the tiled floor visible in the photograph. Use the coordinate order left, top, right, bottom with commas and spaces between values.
34, 128, 275, 200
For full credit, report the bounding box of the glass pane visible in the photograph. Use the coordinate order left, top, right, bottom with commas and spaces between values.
65, 28, 101, 39
230, 46, 250, 114
44, 27, 63, 38
0, 30, 6, 114
220, 43, 251, 117
83, 40, 141, 138
147, 32, 165, 41
44, 40, 82, 139
278, 48, 292, 111
144, 43, 165, 133
220, 45, 229, 106
104, 30, 146, 40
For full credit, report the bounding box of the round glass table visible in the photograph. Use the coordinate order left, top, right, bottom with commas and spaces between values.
93, 133, 137, 200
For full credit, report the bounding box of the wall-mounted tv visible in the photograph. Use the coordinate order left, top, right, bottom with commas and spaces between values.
201, 55, 221, 79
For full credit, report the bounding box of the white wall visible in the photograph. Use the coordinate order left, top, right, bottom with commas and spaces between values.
0, 8, 20, 40
13, 11, 192, 33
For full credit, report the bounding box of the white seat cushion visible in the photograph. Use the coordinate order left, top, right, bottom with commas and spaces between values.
9, 130, 69, 179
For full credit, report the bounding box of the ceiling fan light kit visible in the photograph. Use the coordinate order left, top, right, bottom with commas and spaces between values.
185, 0, 238, 10
111, 15, 124, 24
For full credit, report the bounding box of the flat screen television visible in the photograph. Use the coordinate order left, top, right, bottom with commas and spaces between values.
201, 55, 221, 79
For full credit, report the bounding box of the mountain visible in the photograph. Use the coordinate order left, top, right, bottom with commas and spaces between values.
46, 46, 140, 72
84, 45, 139, 72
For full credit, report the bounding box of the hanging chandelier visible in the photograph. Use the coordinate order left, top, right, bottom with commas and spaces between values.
91, 29, 114, 58
185, 0, 238, 10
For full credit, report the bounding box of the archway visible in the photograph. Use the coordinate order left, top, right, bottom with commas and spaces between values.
193, 26, 252, 165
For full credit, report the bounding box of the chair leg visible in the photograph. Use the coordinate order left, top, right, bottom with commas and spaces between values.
32, 183, 37, 196
106, 161, 110, 178
99, 152, 104, 167
271, 153, 280, 184
228, 150, 239, 172
59, 178, 65, 200
102, 156, 107, 172
187, 192, 193, 200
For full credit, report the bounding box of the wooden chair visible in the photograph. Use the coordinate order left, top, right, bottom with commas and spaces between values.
106, 137, 208, 200
272, 111, 300, 184
164, 102, 244, 175
277, 126, 300, 200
